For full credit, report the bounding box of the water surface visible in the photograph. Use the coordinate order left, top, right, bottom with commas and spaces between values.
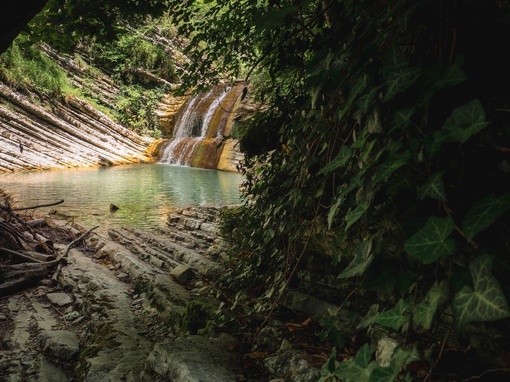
0, 164, 244, 233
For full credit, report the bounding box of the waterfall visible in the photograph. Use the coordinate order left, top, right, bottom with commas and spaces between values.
159, 83, 244, 169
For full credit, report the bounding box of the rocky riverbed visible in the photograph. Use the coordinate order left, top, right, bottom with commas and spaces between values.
1, 205, 324, 382
1, 206, 243, 381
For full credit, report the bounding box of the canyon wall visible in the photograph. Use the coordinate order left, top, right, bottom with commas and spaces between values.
0, 83, 158, 173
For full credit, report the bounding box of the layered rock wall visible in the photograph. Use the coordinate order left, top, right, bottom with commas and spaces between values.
0, 82, 157, 173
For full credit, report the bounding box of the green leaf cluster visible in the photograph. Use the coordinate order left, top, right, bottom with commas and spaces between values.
0, 37, 72, 97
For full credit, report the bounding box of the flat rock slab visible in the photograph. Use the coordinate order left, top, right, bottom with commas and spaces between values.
145, 335, 242, 382
0, 211, 253, 382
46, 292, 73, 306
39, 329, 80, 360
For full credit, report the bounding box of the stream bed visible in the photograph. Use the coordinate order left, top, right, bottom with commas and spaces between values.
0, 163, 244, 233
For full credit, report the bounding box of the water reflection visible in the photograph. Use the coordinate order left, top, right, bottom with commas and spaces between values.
0, 164, 244, 233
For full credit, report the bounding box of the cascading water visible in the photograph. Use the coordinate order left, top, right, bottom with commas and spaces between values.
159, 83, 244, 169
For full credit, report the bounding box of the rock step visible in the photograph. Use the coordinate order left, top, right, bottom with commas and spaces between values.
164, 207, 224, 254
115, 227, 223, 279
64, 233, 241, 381
58, 247, 156, 381
156, 225, 216, 255
170, 206, 224, 223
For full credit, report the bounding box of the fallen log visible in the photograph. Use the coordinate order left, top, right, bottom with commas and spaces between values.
27, 218, 48, 228
0, 247, 46, 263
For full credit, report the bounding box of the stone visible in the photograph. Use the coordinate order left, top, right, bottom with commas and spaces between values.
170, 264, 194, 283
46, 293, 73, 307
38, 357, 69, 382
282, 290, 337, 318
264, 340, 320, 382
376, 337, 398, 367
145, 335, 241, 381
39, 330, 80, 361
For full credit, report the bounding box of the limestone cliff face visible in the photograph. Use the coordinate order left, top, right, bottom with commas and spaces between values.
154, 93, 188, 139
0, 43, 162, 173
0, 82, 157, 173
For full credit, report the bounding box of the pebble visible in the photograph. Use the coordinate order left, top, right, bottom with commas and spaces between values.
46, 293, 73, 306
72, 316, 85, 325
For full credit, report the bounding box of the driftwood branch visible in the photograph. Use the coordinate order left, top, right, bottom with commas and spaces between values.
0, 225, 99, 296
13, 199, 64, 211
1, 202, 51, 253
0, 247, 46, 263
51, 225, 99, 281
60, 225, 99, 261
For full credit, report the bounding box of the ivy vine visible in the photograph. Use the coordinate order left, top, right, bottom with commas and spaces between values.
181, 0, 510, 380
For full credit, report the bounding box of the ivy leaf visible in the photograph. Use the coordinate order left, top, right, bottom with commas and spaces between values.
372, 151, 410, 184
359, 138, 377, 164
424, 130, 449, 159
442, 99, 488, 143
357, 304, 379, 330
384, 64, 421, 101
345, 200, 370, 231
338, 75, 369, 121
413, 280, 449, 330
357, 85, 383, 114
370, 348, 420, 382
374, 299, 410, 331
383, 44, 421, 101
327, 193, 345, 230
355, 343, 374, 368
333, 344, 376, 382
338, 239, 374, 279
320, 347, 338, 377
404, 216, 455, 264
418, 171, 446, 201
369, 366, 397, 382
453, 255, 510, 331
462, 193, 510, 241
390, 107, 415, 133
427, 62, 466, 93
318, 146, 354, 175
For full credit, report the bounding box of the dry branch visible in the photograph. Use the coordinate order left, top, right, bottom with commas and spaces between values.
0, 222, 99, 296
13, 199, 64, 211
0, 247, 45, 263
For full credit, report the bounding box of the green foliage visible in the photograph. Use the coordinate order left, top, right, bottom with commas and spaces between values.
404, 217, 455, 264
114, 84, 165, 137
453, 255, 510, 331
24, 0, 172, 52
319, 344, 419, 382
93, 19, 177, 82
0, 39, 73, 97
462, 194, 510, 242
181, 297, 219, 335
194, 0, 510, 379
413, 280, 448, 330
2, 12, 174, 139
